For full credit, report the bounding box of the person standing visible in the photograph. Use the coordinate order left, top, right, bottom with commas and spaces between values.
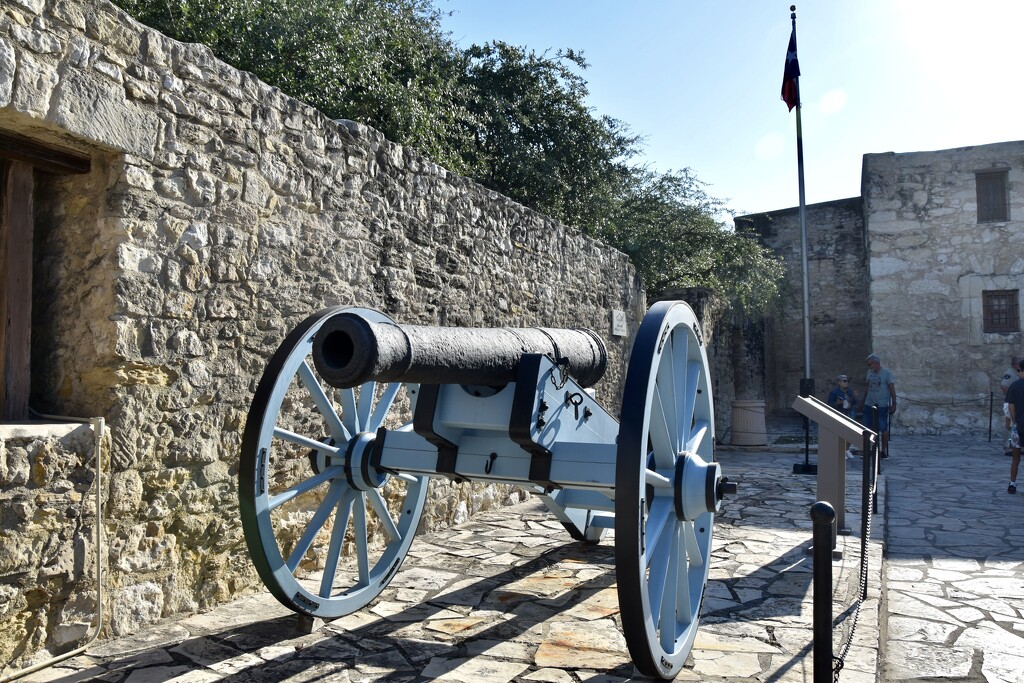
1000, 356, 1021, 457
827, 374, 858, 419
860, 353, 896, 457
1004, 361, 1024, 494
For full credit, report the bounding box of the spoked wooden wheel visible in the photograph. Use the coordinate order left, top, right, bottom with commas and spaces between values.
615, 301, 730, 679
239, 307, 428, 618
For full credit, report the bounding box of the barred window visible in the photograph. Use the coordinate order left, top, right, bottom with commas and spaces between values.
977, 171, 1009, 223
983, 289, 1020, 334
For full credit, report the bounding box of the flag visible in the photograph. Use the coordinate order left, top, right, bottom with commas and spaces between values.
781, 27, 800, 111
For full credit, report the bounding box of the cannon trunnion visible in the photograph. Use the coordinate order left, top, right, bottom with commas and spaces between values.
239, 302, 733, 679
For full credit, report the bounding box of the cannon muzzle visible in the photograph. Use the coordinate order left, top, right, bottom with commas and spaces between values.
311, 311, 608, 389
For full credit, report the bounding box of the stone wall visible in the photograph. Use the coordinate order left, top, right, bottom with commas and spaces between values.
863, 142, 1024, 433
0, 0, 646, 670
736, 198, 870, 416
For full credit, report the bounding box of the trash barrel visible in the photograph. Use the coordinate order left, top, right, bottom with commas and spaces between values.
731, 400, 767, 446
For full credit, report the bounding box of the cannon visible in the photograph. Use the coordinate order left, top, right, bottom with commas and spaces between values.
239, 300, 736, 679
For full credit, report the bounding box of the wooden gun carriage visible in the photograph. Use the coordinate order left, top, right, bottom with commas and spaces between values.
238, 300, 735, 678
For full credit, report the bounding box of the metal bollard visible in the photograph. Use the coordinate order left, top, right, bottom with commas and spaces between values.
860, 430, 873, 601
872, 405, 881, 474
810, 501, 836, 683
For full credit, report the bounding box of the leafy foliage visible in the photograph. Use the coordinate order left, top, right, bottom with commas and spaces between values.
115, 0, 472, 171
602, 168, 784, 314
455, 42, 637, 232
113, 0, 783, 313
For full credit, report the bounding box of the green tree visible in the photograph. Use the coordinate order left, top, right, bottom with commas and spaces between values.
602, 168, 784, 312
114, 0, 472, 171
455, 42, 637, 232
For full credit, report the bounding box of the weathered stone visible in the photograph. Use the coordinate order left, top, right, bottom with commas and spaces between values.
50, 68, 159, 157
12, 49, 58, 116
109, 583, 166, 637
0, 37, 13, 106
0, 0, 649, 669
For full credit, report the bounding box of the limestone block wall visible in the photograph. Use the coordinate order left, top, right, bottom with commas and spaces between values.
862, 142, 1024, 433
736, 198, 870, 416
0, 0, 647, 669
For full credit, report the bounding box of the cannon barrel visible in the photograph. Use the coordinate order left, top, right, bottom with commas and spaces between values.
311, 311, 608, 389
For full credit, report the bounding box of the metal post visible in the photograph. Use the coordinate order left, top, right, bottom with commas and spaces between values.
861, 429, 873, 601
810, 501, 835, 683
792, 5, 812, 391
989, 391, 994, 443
794, 377, 817, 475
787, 6, 816, 478
872, 405, 881, 474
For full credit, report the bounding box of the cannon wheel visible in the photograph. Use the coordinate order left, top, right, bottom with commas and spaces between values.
239, 307, 428, 618
615, 301, 717, 679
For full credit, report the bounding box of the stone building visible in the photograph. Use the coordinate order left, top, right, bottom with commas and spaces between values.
0, 0, 661, 670
738, 140, 1024, 434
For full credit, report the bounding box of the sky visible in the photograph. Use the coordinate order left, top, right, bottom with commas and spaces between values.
439, 0, 1024, 221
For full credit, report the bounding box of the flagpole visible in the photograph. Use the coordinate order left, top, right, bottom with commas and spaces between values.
787, 4, 816, 476
793, 5, 812, 384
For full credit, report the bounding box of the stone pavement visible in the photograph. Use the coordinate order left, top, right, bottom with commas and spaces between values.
9, 446, 880, 683
879, 435, 1024, 683
15, 434, 1023, 682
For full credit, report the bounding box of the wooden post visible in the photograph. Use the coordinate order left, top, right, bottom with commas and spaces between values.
1, 160, 34, 420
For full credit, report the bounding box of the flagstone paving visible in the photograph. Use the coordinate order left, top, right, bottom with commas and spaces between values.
878, 435, 1024, 683
9, 434, 1022, 682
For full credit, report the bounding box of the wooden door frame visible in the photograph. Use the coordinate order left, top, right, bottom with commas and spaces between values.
0, 132, 90, 420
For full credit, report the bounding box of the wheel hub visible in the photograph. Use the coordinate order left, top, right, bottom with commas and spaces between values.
345, 431, 389, 491
673, 452, 736, 520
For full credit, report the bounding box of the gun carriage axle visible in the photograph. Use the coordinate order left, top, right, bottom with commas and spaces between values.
239, 301, 735, 679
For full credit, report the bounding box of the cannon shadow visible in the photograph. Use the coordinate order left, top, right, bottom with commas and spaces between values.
76, 540, 632, 682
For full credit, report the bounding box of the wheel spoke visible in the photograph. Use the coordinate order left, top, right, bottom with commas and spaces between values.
685, 419, 710, 453
675, 534, 693, 628
671, 329, 688, 453
367, 382, 402, 432
273, 427, 341, 455
683, 520, 706, 568
682, 359, 702, 436
286, 481, 346, 573
650, 389, 674, 469
340, 387, 359, 434
366, 488, 401, 543
356, 382, 376, 434
354, 492, 370, 585
644, 498, 674, 569
644, 469, 673, 489
297, 361, 350, 442
319, 489, 355, 598
659, 523, 682, 651
269, 465, 344, 511
647, 521, 673, 617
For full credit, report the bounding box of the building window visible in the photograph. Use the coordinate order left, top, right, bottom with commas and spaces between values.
983, 289, 1020, 334
977, 171, 1009, 223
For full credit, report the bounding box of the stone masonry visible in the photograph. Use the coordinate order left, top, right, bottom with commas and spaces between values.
863, 142, 1024, 433
0, 0, 647, 670
742, 141, 1024, 434
736, 198, 870, 416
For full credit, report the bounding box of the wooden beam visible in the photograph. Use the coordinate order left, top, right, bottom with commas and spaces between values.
0, 161, 34, 420
0, 130, 91, 175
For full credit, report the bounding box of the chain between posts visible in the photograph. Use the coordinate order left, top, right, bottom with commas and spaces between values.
830, 428, 879, 681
